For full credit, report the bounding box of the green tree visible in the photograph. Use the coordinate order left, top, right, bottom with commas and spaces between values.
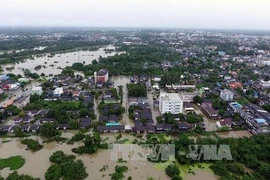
193, 95, 202, 104
40, 123, 58, 138
165, 164, 180, 178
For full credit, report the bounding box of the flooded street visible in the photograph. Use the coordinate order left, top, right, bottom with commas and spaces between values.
193, 104, 217, 131
3, 45, 124, 76
216, 130, 253, 138
111, 76, 134, 125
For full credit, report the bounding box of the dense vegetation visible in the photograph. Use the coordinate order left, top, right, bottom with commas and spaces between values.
0, 156, 25, 170
0, 171, 40, 180
171, 134, 270, 180
71, 132, 108, 154
21, 139, 43, 152
45, 151, 88, 180
111, 165, 128, 180
127, 83, 147, 97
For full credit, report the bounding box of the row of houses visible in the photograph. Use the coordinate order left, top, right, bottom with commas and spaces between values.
229, 102, 270, 134
1, 117, 92, 134
96, 122, 197, 133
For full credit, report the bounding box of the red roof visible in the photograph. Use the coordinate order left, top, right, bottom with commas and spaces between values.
229, 82, 242, 89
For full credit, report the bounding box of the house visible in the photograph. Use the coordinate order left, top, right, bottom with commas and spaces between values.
99, 115, 109, 122
29, 125, 40, 133
13, 96, 30, 108
108, 115, 119, 122
94, 69, 109, 84
39, 118, 55, 123
53, 88, 63, 97
128, 97, 148, 106
201, 102, 218, 119
180, 91, 200, 102
229, 82, 243, 89
57, 76, 70, 83
195, 122, 206, 130
220, 89, 234, 101
104, 97, 119, 104
177, 123, 193, 131
21, 124, 31, 133
0, 125, 12, 133
155, 124, 172, 132
146, 124, 156, 133
97, 125, 125, 133
159, 93, 183, 114
79, 118, 91, 128
133, 124, 147, 134
24, 110, 40, 117
152, 76, 161, 82
31, 87, 43, 96
57, 123, 69, 130
216, 118, 232, 128
183, 102, 195, 112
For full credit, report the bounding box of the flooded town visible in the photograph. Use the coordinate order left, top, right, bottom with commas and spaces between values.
0, 4, 270, 180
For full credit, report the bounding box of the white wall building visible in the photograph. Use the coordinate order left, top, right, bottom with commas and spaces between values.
159, 93, 183, 114
220, 89, 234, 101
53, 87, 63, 97
31, 87, 43, 96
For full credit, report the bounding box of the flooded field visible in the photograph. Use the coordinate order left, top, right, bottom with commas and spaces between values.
0, 133, 169, 180
0, 133, 221, 180
216, 130, 253, 138
185, 170, 218, 180
3, 45, 124, 76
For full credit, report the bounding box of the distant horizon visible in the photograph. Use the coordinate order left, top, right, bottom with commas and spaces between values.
1, 25, 270, 32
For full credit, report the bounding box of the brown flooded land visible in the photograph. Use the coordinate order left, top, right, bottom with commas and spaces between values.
0, 133, 218, 180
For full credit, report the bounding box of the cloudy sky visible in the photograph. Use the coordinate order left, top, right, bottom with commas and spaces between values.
0, 0, 270, 30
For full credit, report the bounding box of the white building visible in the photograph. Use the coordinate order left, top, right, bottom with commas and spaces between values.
180, 91, 200, 102
31, 87, 43, 96
260, 80, 270, 88
220, 89, 234, 101
159, 93, 183, 114
53, 87, 63, 97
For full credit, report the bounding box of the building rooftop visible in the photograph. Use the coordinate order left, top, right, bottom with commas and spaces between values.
160, 93, 182, 101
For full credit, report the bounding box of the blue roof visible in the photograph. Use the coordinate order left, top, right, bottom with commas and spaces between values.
255, 119, 266, 124
231, 102, 242, 108
106, 123, 120, 126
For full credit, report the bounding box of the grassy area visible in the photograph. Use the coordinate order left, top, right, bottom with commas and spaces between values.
117, 138, 132, 144
0, 156, 25, 170
153, 157, 213, 179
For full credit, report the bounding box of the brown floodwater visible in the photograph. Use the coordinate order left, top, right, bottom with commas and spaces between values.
3, 45, 124, 76
216, 130, 253, 138
111, 76, 134, 125
185, 170, 218, 180
0, 133, 220, 180
0, 133, 169, 180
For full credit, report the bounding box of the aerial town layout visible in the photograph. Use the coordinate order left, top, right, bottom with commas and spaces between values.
0, 28, 269, 180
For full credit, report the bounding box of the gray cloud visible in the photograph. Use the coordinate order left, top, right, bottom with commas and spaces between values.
0, 0, 270, 30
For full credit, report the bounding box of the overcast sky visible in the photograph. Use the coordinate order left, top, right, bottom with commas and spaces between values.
1, 0, 270, 30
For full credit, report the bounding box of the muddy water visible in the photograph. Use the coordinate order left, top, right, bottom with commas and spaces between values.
216, 130, 253, 138
3, 45, 124, 76
0, 134, 168, 180
185, 170, 218, 180
111, 76, 134, 125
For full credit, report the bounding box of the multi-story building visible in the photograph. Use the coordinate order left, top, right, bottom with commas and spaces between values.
159, 93, 183, 114
220, 89, 234, 101
94, 69, 109, 84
